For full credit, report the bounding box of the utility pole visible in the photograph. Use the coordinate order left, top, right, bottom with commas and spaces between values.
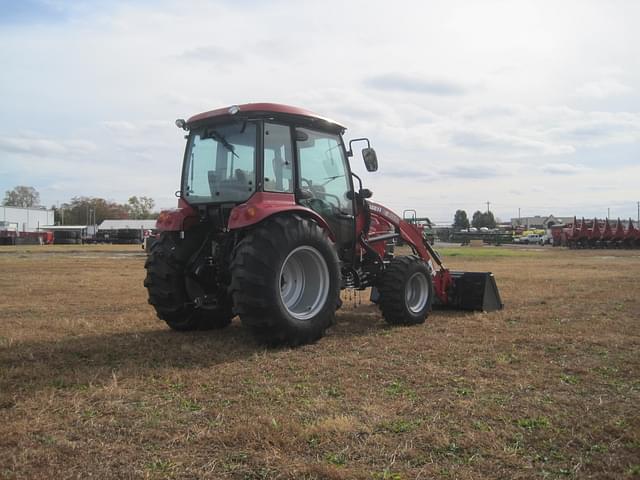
486, 201, 491, 213
607, 207, 610, 219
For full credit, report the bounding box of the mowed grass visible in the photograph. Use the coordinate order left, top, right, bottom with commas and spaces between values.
1, 245, 639, 479
437, 246, 544, 258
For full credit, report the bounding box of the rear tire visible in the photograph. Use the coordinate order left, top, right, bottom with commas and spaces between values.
378, 255, 433, 325
144, 232, 233, 331
230, 215, 340, 346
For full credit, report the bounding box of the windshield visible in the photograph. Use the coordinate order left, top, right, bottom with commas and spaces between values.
182, 122, 257, 204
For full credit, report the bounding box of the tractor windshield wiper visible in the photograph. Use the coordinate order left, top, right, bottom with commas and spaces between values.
322, 175, 343, 186
208, 129, 239, 159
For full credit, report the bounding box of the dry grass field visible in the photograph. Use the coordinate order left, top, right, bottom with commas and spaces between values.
0, 244, 638, 479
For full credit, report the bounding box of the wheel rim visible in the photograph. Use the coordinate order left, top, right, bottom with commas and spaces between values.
405, 272, 429, 314
279, 246, 330, 320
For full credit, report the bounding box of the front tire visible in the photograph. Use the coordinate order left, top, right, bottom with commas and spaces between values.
378, 255, 433, 325
144, 232, 233, 331
229, 215, 340, 346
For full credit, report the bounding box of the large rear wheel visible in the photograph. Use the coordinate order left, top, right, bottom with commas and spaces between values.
230, 215, 340, 346
378, 255, 433, 325
144, 232, 233, 331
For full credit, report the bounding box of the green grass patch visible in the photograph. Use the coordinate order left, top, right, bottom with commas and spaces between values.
372, 470, 403, 480
517, 416, 551, 431
325, 452, 347, 466
560, 374, 579, 385
385, 380, 417, 399
437, 247, 540, 258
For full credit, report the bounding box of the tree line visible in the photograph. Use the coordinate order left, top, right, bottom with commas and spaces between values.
452, 209, 497, 229
2, 185, 157, 224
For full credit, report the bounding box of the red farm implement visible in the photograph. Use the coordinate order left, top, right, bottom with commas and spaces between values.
562, 217, 640, 248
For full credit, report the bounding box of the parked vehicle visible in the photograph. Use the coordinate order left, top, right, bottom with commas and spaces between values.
144, 103, 503, 345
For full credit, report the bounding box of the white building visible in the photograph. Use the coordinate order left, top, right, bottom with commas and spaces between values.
98, 219, 157, 231
510, 214, 574, 229
0, 206, 54, 232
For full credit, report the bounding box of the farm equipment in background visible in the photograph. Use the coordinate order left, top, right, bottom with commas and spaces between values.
53, 230, 82, 245
449, 230, 513, 246
144, 103, 503, 345
558, 217, 640, 248
402, 210, 435, 245
0, 225, 53, 245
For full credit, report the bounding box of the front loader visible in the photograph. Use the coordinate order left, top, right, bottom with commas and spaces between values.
144, 103, 502, 345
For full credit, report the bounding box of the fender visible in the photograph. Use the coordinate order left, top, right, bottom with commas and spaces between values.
155, 198, 199, 232
228, 192, 336, 240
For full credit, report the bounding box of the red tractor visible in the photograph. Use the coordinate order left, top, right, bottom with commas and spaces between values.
144, 103, 502, 345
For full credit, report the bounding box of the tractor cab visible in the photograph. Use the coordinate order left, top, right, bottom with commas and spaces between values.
178, 103, 377, 263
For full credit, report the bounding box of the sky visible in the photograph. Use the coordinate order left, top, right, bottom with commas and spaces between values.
1, 0, 639, 224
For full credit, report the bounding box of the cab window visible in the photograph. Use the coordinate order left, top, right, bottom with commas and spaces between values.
296, 128, 352, 214
263, 123, 293, 193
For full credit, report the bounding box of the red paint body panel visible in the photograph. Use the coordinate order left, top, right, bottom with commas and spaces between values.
367, 202, 430, 259
227, 192, 335, 239
155, 198, 198, 232
187, 103, 345, 130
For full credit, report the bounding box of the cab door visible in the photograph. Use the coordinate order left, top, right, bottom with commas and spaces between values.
295, 128, 355, 261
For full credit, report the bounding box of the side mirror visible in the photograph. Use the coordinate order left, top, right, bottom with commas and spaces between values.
362, 147, 378, 172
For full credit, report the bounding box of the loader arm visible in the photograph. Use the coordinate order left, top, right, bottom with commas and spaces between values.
366, 201, 453, 304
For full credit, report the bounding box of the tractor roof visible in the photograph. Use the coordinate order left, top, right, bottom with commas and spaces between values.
186, 103, 346, 132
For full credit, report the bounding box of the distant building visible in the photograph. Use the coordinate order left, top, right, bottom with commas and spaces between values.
510, 215, 574, 229
0, 205, 54, 232
98, 219, 157, 231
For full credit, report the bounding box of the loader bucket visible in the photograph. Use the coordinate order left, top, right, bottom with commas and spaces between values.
446, 271, 503, 312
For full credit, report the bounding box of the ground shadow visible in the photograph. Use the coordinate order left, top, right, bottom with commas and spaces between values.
0, 320, 262, 403
0, 305, 474, 405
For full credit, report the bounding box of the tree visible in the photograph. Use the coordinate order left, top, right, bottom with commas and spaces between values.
471, 210, 497, 229
127, 196, 155, 219
471, 210, 483, 228
59, 197, 129, 225
3, 186, 40, 208
452, 209, 470, 229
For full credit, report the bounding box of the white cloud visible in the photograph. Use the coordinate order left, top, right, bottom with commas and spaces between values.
447, 129, 576, 157
0, 135, 97, 156
541, 163, 590, 175
575, 79, 633, 99
364, 73, 469, 96
176, 45, 244, 65
0, 0, 639, 220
